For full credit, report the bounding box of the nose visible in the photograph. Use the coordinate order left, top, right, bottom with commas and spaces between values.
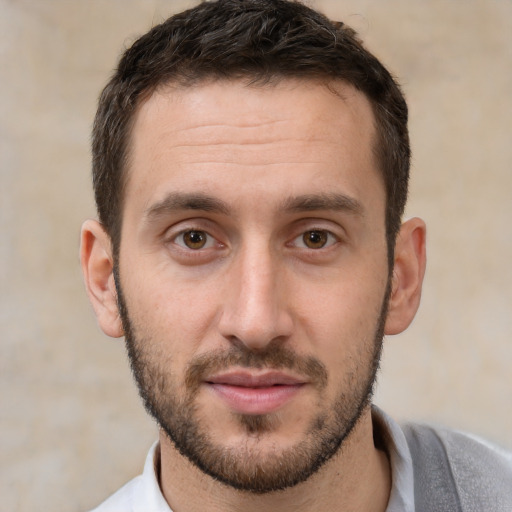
217, 243, 293, 351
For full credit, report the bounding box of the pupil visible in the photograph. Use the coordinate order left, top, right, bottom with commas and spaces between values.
185, 231, 206, 248
305, 230, 326, 248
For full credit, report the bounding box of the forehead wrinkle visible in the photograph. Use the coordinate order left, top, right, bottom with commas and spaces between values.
167, 139, 329, 151
165, 124, 324, 149
176, 118, 290, 132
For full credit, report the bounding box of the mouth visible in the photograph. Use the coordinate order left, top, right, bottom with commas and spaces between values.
205, 371, 306, 415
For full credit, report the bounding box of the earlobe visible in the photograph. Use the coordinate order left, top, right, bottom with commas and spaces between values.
384, 217, 427, 335
80, 219, 124, 338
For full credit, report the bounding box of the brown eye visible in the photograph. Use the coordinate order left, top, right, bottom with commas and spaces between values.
182, 230, 208, 249
302, 230, 328, 249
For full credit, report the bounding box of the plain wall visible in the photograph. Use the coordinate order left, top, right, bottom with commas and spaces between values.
1, 1, 511, 510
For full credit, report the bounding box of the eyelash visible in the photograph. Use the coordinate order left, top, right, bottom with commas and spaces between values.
171, 229, 218, 250
289, 229, 339, 250
168, 227, 339, 253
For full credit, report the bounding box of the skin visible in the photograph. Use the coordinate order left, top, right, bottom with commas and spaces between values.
81, 79, 426, 512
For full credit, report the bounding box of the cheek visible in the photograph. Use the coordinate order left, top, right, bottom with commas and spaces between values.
294, 265, 388, 355
122, 265, 222, 363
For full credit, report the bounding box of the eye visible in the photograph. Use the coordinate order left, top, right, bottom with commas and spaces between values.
293, 229, 337, 249
174, 230, 215, 250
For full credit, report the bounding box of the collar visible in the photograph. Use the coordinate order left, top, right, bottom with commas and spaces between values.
372, 405, 416, 512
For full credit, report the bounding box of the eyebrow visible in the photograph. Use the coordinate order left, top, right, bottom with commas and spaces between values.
144, 191, 363, 221
281, 193, 364, 216
144, 192, 231, 220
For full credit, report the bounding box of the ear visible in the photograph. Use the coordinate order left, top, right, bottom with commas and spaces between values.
80, 219, 123, 338
384, 217, 426, 335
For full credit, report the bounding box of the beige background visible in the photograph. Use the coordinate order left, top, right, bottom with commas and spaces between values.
1, 1, 511, 510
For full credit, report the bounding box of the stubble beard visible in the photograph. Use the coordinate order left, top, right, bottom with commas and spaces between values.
115, 268, 390, 494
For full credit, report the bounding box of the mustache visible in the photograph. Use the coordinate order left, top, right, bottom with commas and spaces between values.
185, 341, 328, 393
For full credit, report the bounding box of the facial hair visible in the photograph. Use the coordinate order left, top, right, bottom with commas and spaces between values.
114, 267, 390, 494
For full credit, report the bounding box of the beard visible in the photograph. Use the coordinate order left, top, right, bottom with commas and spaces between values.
114, 268, 390, 494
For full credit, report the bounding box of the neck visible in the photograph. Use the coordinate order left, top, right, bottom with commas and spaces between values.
158, 407, 391, 512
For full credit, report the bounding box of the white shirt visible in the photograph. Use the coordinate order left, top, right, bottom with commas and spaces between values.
89, 407, 415, 512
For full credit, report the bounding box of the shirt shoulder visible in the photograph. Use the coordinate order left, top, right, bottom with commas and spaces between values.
88, 475, 142, 512
87, 442, 172, 512
403, 423, 512, 511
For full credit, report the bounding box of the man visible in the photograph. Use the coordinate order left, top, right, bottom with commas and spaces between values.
80, 0, 512, 510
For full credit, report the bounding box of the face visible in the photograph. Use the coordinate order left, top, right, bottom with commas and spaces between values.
116, 79, 390, 492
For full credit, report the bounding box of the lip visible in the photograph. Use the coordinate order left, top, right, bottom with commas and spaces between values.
205, 371, 306, 415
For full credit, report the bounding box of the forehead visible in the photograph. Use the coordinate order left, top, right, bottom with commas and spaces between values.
131, 78, 376, 154
123, 79, 382, 219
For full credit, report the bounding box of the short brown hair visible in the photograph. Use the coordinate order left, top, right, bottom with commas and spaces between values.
92, 0, 410, 265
